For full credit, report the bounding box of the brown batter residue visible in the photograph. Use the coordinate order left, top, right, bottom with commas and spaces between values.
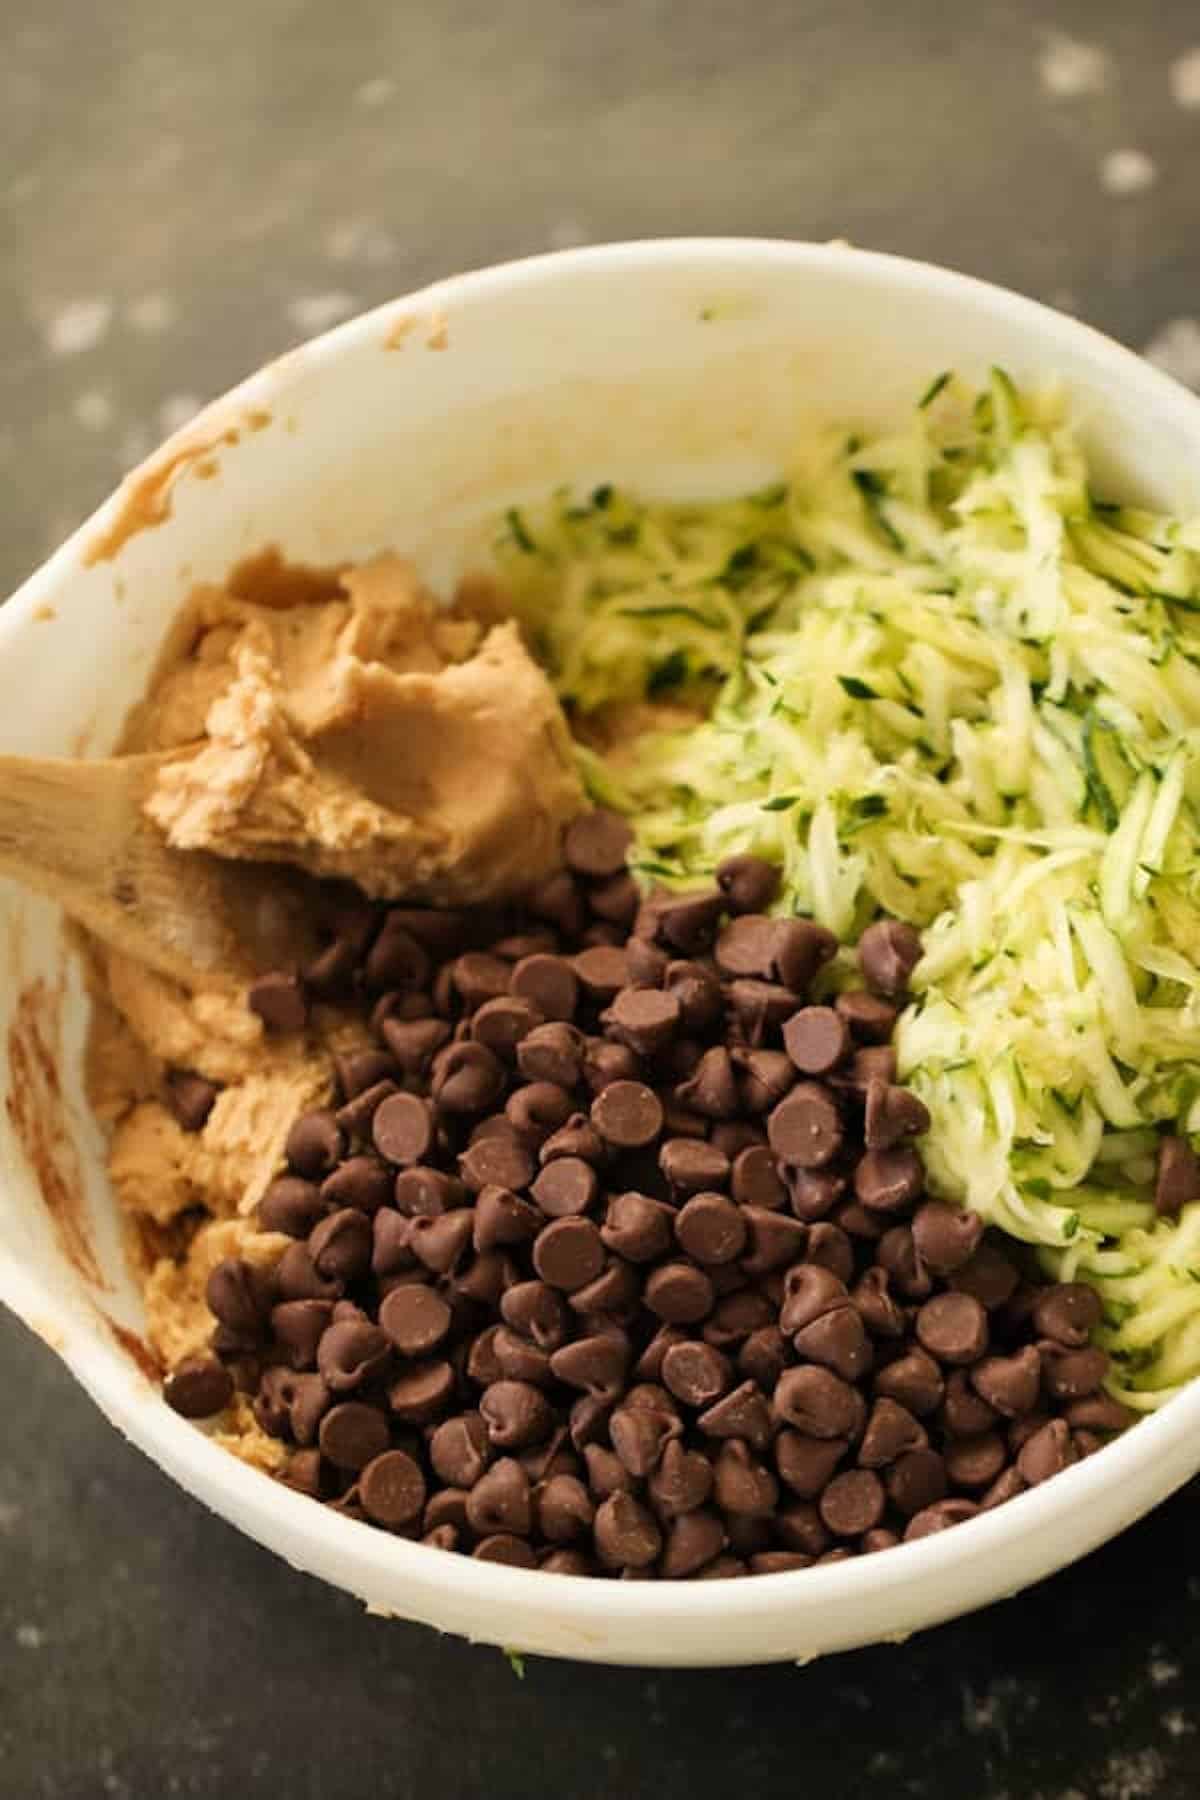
7, 977, 107, 1290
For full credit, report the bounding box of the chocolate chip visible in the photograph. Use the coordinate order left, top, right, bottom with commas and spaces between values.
873, 1346, 944, 1421
725, 980, 802, 1046
944, 1431, 1007, 1491
648, 890, 725, 956
857, 919, 922, 996
980, 1465, 1027, 1511
950, 1244, 1020, 1311
594, 1492, 662, 1570
970, 1346, 1042, 1418
448, 952, 511, 1013
773, 1366, 865, 1440
716, 853, 780, 914
659, 1509, 726, 1577
1156, 1133, 1200, 1216
316, 1318, 392, 1391
850, 1267, 905, 1339
775, 1431, 847, 1497
864, 1081, 931, 1150
773, 920, 838, 993
248, 971, 308, 1034
550, 1335, 630, 1400
479, 1379, 555, 1449
904, 1498, 978, 1540
738, 1325, 790, 1391
660, 1341, 732, 1409
782, 1007, 849, 1076
565, 808, 633, 878
916, 1292, 988, 1365
835, 989, 899, 1043
715, 915, 780, 980
506, 1082, 574, 1144
876, 1225, 932, 1299
855, 1147, 924, 1213
431, 1041, 506, 1114
536, 1474, 595, 1544
675, 1193, 747, 1265
259, 1176, 325, 1238
779, 1265, 848, 1334
429, 1413, 491, 1487
659, 1138, 730, 1196
792, 1306, 873, 1382
676, 1047, 740, 1120
471, 996, 544, 1063
805, 1222, 855, 1285
662, 959, 723, 1033
1031, 1282, 1103, 1348
409, 1210, 474, 1275
469, 1187, 537, 1254
713, 1439, 780, 1518
510, 953, 578, 1023
530, 1157, 598, 1219
322, 1156, 392, 1215
379, 1015, 451, 1077
697, 1380, 773, 1450
858, 1397, 926, 1468
276, 1242, 342, 1304
767, 1083, 842, 1167
939, 1368, 999, 1437
359, 1450, 425, 1528
269, 1298, 333, 1369
1066, 1394, 1134, 1434
572, 944, 629, 1004
164, 1355, 233, 1418
319, 1401, 389, 1471
820, 1468, 885, 1536
739, 1206, 807, 1275
474, 1534, 537, 1566
165, 1069, 220, 1132
335, 1049, 399, 1102
206, 1258, 271, 1338
644, 1261, 715, 1325
531, 1217, 605, 1292
285, 1109, 344, 1179
1040, 1344, 1108, 1401
595, 1192, 669, 1264
731, 1145, 787, 1211
886, 1447, 948, 1517
911, 1201, 983, 1275
335, 1078, 399, 1145
387, 1359, 456, 1424
590, 1079, 663, 1149
605, 987, 680, 1057
609, 1405, 681, 1477
307, 1208, 371, 1283
467, 1457, 533, 1536
379, 1283, 452, 1356
364, 917, 430, 992
590, 871, 640, 928
456, 1134, 534, 1196
394, 1167, 471, 1216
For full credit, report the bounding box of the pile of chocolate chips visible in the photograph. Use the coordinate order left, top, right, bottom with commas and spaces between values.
163, 813, 1130, 1578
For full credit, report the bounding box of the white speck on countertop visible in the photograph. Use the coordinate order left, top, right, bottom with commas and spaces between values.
14, 1624, 43, 1650
0, 1501, 21, 1532
1147, 1650, 1180, 1688
1161, 1709, 1195, 1739
127, 291, 175, 333
1048, 287, 1079, 314
354, 76, 394, 107
1143, 317, 1200, 388
1100, 149, 1158, 196
43, 297, 113, 356
1168, 48, 1200, 109
548, 215, 590, 250
1037, 34, 1111, 98
1098, 1748, 1167, 1799
117, 422, 154, 470
157, 393, 202, 437
73, 389, 113, 431
286, 292, 357, 335
325, 217, 396, 266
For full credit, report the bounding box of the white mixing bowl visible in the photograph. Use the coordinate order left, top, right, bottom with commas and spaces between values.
4, 239, 1200, 1667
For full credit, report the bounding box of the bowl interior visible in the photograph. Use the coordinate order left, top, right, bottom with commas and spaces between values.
5, 239, 1200, 1664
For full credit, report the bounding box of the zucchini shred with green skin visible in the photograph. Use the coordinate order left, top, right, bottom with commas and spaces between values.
495, 373, 1200, 1412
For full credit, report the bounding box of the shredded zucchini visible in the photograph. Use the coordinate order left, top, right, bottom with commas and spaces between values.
497, 372, 1200, 1408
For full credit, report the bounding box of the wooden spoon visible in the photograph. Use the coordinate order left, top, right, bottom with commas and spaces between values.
0, 750, 321, 990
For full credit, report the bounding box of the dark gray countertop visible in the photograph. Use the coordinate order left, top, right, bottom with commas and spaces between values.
5, 1, 1200, 1793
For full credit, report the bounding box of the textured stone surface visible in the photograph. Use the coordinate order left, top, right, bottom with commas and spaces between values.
5, 0, 1200, 1792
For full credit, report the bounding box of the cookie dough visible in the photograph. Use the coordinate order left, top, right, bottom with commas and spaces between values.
91, 551, 583, 1421
145, 553, 584, 902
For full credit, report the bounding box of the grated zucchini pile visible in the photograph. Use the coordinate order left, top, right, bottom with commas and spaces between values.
497, 372, 1200, 1410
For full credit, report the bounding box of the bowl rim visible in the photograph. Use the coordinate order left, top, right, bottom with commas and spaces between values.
5, 233, 1200, 1647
